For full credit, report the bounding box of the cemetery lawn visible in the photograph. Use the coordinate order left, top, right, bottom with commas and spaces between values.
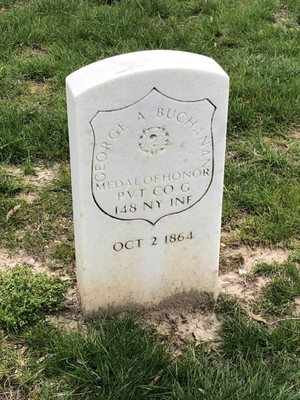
0, 0, 299, 399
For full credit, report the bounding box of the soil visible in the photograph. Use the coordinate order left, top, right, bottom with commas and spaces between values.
273, 6, 299, 32
0, 248, 74, 290
24, 164, 60, 187
0, 248, 43, 273
49, 286, 87, 332
28, 80, 48, 95
219, 271, 270, 303
5, 163, 60, 188
21, 44, 48, 57
294, 297, 300, 316
221, 245, 289, 271
141, 305, 221, 351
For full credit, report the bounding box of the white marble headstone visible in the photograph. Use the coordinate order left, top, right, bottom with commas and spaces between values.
66, 50, 229, 314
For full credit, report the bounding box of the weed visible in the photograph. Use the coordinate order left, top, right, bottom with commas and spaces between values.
0, 266, 68, 332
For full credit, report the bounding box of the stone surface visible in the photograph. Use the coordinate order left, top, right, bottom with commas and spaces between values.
66, 50, 229, 314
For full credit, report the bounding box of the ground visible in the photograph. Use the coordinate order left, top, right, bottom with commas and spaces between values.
0, 0, 300, 399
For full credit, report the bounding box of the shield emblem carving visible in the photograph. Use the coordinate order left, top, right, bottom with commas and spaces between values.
90, 88, 216, 225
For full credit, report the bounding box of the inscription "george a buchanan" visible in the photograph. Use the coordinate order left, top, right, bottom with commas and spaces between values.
93, 107, 211, 184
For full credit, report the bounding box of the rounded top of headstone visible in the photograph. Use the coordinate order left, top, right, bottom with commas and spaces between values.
66, 50, 228, 98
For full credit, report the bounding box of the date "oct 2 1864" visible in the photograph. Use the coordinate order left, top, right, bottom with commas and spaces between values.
112, 232, 193, 252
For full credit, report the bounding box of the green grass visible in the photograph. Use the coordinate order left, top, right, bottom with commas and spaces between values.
223, 134, 300, 244
0, 0, 299, 162
0, 166, 27, 197
253, 261, 300, 315
0, 165, 74, 263
0, 0, 300, 398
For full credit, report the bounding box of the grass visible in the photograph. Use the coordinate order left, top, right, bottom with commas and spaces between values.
0, 294, 299, 399
0, 0, 299, 245
0, 0, 300, 398
0, 165, 74, 264
223, 133, 300, 244
253, 261, 300, 315
0, 0, 299, 162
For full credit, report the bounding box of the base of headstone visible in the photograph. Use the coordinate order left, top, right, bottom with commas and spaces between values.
82, 290, 213, 318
